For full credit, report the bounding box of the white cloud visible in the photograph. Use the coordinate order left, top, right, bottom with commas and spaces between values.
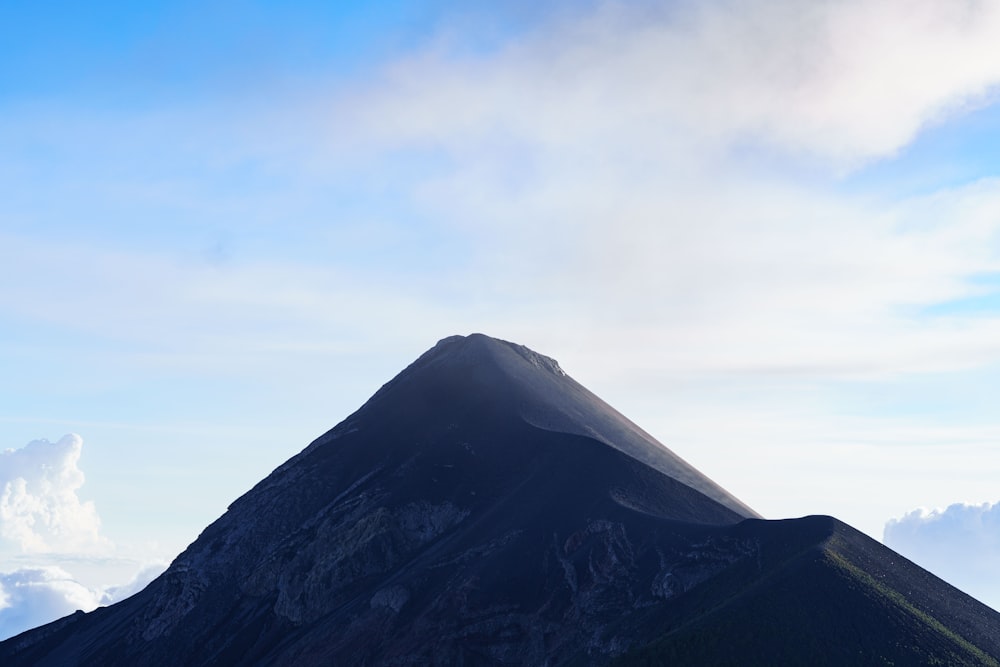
884, 501, 1000, 610
99, 562, 167, 606
0, 435, 109, 554
4, 1, 1000, 387
0, 566, 101, 640
349, 0, 1000, 166
0, 559, 167, 641
286, 0, 1000, 385
0, 436, 167, 640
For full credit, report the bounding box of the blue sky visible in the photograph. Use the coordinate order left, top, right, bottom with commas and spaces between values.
5, 0, 1000, 637
1, 1, 441, 94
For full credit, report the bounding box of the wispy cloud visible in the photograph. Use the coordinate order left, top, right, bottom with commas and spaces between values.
347, 0, 1000, 165
5, 1, 1000, 377
2, 3, 1000, 427
320, 0, 1000, 381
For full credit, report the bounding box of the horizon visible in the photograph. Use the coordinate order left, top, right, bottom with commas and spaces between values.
5, 0, 1000, 639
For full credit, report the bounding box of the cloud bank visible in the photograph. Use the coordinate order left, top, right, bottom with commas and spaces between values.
0, 435, 108, 554
0, 560, 168, 642
884, 501, 1000, 610
0, 436, 164, 641
0, 566, 100, 640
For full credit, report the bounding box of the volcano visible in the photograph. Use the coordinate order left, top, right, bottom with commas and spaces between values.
2, 334, 999, 665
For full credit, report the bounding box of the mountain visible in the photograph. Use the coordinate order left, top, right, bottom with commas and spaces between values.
2, 334, 999, 665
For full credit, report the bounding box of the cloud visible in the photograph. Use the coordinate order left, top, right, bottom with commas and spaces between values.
4, 0, 1000, 388
884, 502, 1000, 610
0, 435, 109, 554
0, 566, 101, 640
0, 436, 167, 640
0, 560, 167, 641
349, 0, 1000, 166
99, 562, 168, 606
265, 0, 1000, 387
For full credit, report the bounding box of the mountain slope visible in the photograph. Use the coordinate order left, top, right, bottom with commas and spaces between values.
618, 516, 1000, 666
2, 334, 998, 665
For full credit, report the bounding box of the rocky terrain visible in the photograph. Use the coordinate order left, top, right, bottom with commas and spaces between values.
2, 334, 998, 665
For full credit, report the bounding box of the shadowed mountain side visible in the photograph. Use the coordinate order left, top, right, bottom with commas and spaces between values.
2, 335, 998, 665
0, 335, 752, 665
618, 516, 1000, 666
353, 333, 760, 519
8, 514, 1000, 666
0, 427, 748, 665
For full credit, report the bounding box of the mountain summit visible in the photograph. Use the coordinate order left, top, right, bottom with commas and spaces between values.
350, 333, 758, 520
3, 334, 999, 665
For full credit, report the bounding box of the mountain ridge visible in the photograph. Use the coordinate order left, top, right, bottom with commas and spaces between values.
2, 333, 998, 665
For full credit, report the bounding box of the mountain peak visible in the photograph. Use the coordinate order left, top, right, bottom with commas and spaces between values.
5, 335, 996, 666
331, 333, 757, 519
426, 333, 568, 377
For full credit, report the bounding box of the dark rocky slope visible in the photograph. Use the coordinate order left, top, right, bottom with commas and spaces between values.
619, 516, 1000, 666
2, 334, 998, 665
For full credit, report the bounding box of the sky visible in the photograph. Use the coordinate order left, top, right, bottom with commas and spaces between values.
4, 0, 1000, 638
